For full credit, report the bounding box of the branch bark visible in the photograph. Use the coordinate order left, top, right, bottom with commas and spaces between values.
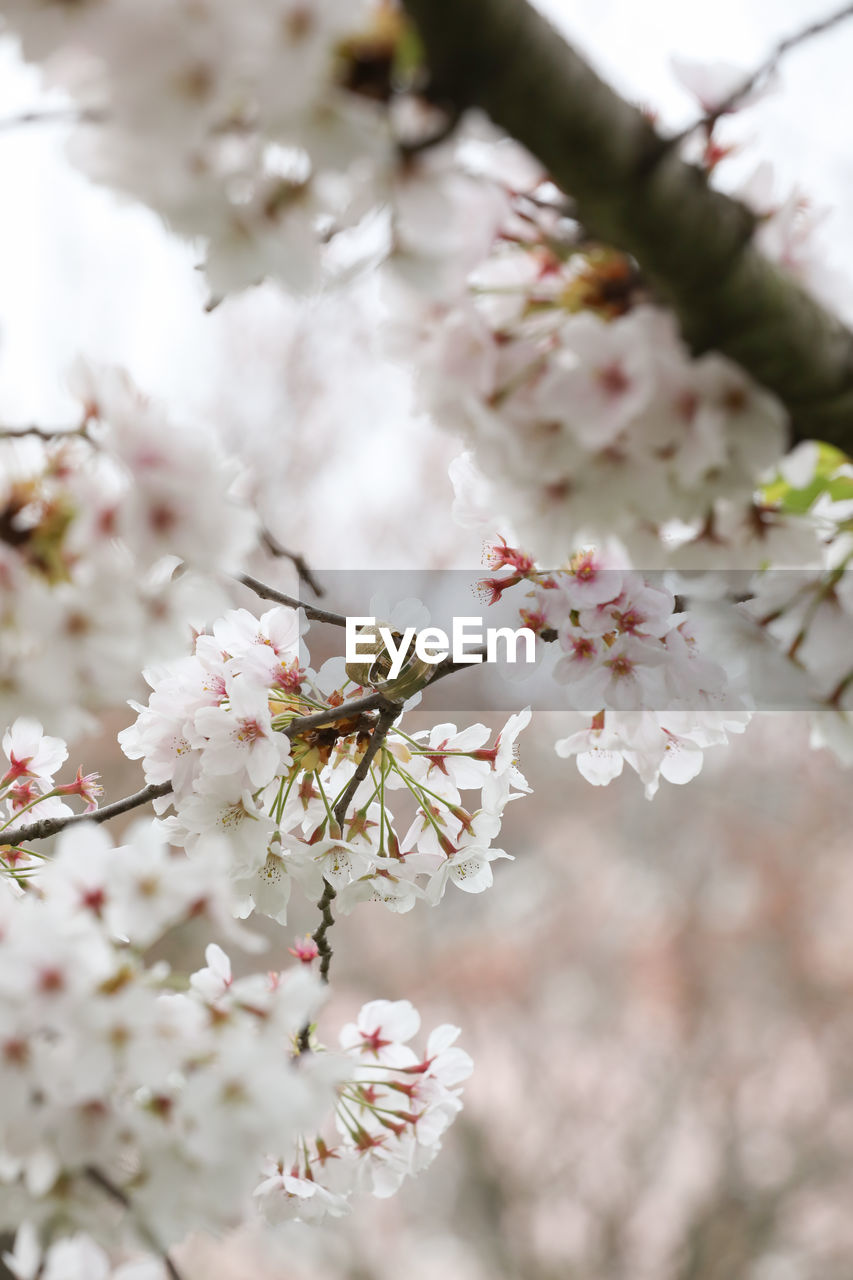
260, 530, 325, 598
237, 573, 347, 627
0, 781, 173, 848
401, 0, 853, 452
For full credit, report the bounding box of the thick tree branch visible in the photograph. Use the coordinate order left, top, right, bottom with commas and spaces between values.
401, 0, 853, 452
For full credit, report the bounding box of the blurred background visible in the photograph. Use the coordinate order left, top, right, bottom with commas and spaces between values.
2, 0, 853, 1275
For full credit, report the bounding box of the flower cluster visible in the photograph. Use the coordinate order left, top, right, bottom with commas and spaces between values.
0, 819, 334, 1249
3, 0, 545, 302
119, 604, 531, 922
3, 0, 382, 295
486, 542, 749, 797
701, 556, 853, 765
655, 441, 853, 768
256, 997, 473, 1222
0, 718, 101, 876
412, 251, 797, 566
0, 362, 255, 732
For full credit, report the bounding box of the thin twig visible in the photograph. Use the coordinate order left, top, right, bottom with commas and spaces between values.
674, 0, 853, 143
312, 880, 338, 984
84, 1167, 183, 1280
0, 423, 86, 442
238, 573, 347, 627
1, 781, 172, 848
0, 105, 107, 132
260, 530, 325, 598
296, 878, 339, 1053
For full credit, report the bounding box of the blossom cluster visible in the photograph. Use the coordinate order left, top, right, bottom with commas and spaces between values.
483, 541, 749, 797
0, 718, 101, 873
704, 556, 853, 765
3, 0, 547, 303
3, 0, 375, 294
412, 251, 803, 567
0, 820, 335, 1249
257, 997, 472, 1222
119, 603, 531, 922
0, 0, 487, 303
0, 362, 255, 732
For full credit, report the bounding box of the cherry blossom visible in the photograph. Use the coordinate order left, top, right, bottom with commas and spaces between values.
260, 1002, 473, 1222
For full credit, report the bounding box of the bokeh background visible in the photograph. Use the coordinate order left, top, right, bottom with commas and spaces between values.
3, 1, 853, 1275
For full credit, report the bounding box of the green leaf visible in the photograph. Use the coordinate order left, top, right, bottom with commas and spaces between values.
761, 441, 853, 514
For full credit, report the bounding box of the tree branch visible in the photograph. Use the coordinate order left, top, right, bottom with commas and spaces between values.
0, 423, 86, 442
0, 781, 173, 848
282, 689, 399, 733
310, 879, 338, 988
401, 0, 853, 452
237, 573, 347, 627
260, 530, 325, 598
332, 703, 401, 836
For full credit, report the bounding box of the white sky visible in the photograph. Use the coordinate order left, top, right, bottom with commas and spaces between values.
0, 0, 851, 428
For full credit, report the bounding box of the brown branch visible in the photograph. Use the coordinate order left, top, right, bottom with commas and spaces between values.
84, 1167, 183, 1280
297, 878, 339, 1053
400, 0, 853, 453
0, 423, 86, 442
283, 689, 399, 734
260, 530, 325, 598
311, 880, 338, 986
332, 703, 401, 836
237, 573, 347, 627
1, 782, 173, 848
